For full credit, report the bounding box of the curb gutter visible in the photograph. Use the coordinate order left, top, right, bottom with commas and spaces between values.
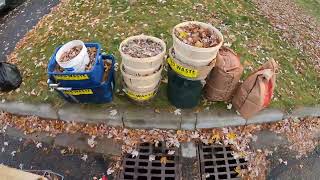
0, 101, 319, 130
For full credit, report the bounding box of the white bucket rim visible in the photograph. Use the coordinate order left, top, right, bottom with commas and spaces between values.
120, 63, 163, 79
168, 47, 215, 69
122, 62, 163, 76
172, 21, 224, 51
56, 40, 86, 65
119, 34, 166, 62
122, 79, 160, 93
124, 81, 160, 94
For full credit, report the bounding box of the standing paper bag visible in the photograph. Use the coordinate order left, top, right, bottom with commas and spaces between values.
204, 46, 243, 101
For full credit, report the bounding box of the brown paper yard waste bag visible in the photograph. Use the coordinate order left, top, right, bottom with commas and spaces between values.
204, 46, 243, 101
232, 59, 278, 119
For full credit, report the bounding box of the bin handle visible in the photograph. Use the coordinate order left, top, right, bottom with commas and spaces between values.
101, 54, 115, 64
98, 53, 115, 65
101, 54, 116, 89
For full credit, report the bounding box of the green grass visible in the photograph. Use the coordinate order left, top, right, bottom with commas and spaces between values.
295, 0, 320, 20
2, 0, 320, 111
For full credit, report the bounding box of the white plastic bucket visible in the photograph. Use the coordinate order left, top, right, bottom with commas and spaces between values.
168, 47, 215, 80
56, 40, 89, 72
122, 62, 163, 76
119, 35, 166, 74
124, 83, 159, 102
172, 21, 223, 67
121, 63, 163, 90
122, 79, 160, 93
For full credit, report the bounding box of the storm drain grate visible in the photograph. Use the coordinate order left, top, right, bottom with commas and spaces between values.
120, 142, 180, 180
199, 143, 248, 180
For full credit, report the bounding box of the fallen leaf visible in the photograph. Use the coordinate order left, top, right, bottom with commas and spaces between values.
235, 166, 241, 174
149, 155, 156, 161
11, 151, 16, 157
174, 109, 181, 115
87, 136, 97, 148
110, 109, 117, 116
160, 156, 167, 165
81, 154, 88, 161
131, 150, 139, 158
154, 108, 160, 114
168, 150, 175, 155
227, 133, 237, 140
107, 168, 114, 175
211, 134, 221, 142
36, 142, 42, 149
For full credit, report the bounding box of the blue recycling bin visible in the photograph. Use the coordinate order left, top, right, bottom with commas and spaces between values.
47, 43, 105, 88
49, 54, 116, 104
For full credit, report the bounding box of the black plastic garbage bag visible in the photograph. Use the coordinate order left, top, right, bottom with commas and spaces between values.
0, 62, 22, 92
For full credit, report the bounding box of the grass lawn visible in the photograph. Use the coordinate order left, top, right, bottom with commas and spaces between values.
295, 0, 320, 20
2, 0, 320, 111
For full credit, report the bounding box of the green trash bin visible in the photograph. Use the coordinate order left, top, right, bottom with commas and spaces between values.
167, 67, 202, 109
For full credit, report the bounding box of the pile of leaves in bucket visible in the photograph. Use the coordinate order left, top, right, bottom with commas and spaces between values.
121, 39, 163, 58
54, 47, 97, 72
175, 23, 220, 48
59, 45, 83, 62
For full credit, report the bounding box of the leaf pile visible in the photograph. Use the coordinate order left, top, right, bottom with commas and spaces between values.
0, 112, 264, 179
85, 47, 97, 71
175, 23, 220, 48
59, 45, 82, 62
253, 0, 320, 70
268, 117, 320, 158
121, 39, 163, 58
54, 47, 97, 72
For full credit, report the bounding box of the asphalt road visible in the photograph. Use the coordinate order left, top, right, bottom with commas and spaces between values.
267, 144, 320, 180
0, 0, 59, 62
0, 132, 113, 180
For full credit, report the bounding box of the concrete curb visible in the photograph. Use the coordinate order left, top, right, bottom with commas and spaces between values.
0, 101, 319, 129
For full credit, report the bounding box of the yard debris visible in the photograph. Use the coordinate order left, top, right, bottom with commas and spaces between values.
54, 47, 97, 72
173, 109, 181, 115
167, 150, 175, 155
81, 154, 88, 161
11, 151, 16, 157
109, 109, 118, 116
268, 117, 320, 157
174, 23, 220, 48
85, 47, 97, 71
121, 39, 163, 58
1, 112, 320, 179
87, 136, 97, 148
149, 155, 156, 161
131, 150, 139, 158
106, 168, 114, 175
253, 0, 320, 70
36, 142, 42, 148
160, 156, 167, 165
59, 45, 82, 62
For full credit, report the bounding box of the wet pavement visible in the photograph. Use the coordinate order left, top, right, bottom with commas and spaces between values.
0, 0, 59, 62
0, 132, 114, 180
267, 144, 320, 180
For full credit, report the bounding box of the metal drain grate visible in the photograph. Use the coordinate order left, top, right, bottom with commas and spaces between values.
199, 143, 247, 180
120, 142, 180, 180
